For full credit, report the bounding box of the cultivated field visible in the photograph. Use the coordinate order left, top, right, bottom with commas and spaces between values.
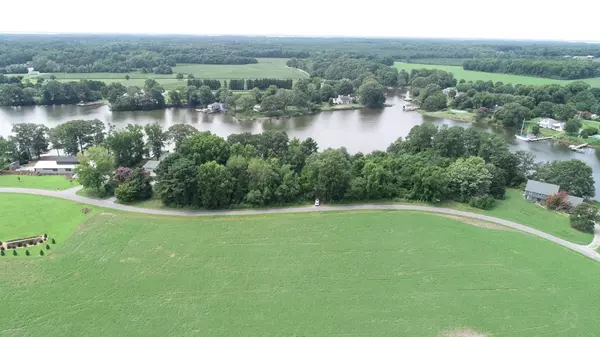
19, 58, 308, 90
1, 196, 599, 337
396, 62, 600, 87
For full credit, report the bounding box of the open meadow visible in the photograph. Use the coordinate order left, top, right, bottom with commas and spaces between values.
396, 62, 600, 87
17, 58, 308, 90
1, 193, 599, 337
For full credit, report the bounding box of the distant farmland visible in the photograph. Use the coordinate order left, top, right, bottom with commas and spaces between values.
18, 58, 308, 90
396, 62, 600, 87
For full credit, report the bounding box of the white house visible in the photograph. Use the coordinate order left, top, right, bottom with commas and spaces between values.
33, 161, 77, 174
538, 118, 564, 131
27, 67, 40, 76
332, 95, 353, 105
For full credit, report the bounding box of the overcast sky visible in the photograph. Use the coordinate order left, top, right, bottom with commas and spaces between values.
1, 0, 599, 41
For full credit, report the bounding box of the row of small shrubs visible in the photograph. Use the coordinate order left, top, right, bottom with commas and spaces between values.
0, 239, 56, 257
0, 170, 42, 176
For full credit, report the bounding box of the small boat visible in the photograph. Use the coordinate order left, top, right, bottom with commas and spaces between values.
77, 101, 104, 107
515, 119, 529, 141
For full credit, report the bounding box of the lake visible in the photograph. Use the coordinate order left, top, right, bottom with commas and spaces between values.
2, 92, 600, 197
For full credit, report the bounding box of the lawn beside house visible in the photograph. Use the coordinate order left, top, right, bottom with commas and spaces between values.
0, 175, 78, 190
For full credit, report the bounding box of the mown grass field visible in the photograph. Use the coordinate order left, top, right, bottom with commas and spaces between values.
0, 194, 95, 244
396, 62, 600, 87
0, 175, 77, 190
18, 58, 308, 90
1, 204, 599, 337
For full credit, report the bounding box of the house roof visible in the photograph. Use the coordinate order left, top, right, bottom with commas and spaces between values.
55, 156, 80, 164
525, 179, 559, 196
540, 118, 558, 124
33, 161, 77, 169
567, 195, 584, 207
143, 160, 160, 170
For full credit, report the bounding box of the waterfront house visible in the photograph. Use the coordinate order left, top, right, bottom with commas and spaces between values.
538, 118, 564, 131
332, 95, 353, 105
33, 160, 77, 174
524, 179, 585, 206
209, 103, 227, 113
442, 87, 456, 96
524, 180, 560, 203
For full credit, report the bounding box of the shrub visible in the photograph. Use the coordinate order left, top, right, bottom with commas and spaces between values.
51, 238, 56, 244
46, 244, 51, 250
40, 250, 45, 256
25, 250, 30, 256
469, 195, 496, 210
1, 250, 5, 256
115, 182, 138, 203
545, 191, 570, 211
570, 203, 599, 233
13, 250, 17, 256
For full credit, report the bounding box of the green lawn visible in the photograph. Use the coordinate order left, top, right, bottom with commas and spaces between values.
0, 194, 95, 244
18, 58, 308, 90
1, 209, 599, 336
396, 62, 600, 87
0, 175, 78, 190
75, 188, 112, 200
479, 189, 592, 244
419, 109, 476, 122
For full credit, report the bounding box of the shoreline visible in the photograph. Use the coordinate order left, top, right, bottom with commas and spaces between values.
230, 103, 365, 121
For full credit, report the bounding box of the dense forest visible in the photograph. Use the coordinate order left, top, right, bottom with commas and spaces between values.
4, 35, 600, 75
463, 58, 600, 80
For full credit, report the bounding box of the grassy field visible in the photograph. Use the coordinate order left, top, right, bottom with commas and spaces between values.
396, 62, 600, 87
18, 58, 308, 90
419, 109, 476, 122
1, 207, 599, 337
0, 175, 78, 190
409, 58, 471, 66
0, 194, 95, 244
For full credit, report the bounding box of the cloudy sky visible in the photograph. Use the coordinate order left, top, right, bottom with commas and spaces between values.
1, 0, 599, 41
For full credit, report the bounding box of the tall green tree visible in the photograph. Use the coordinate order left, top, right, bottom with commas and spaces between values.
75, 146, 115, 193
535, 159, 595, 198
301, 149, 352, 201
446, 156, 492, 202
197, 161, 233, 209
144, 123, 168, 159
178, 131, 230, 165
155, 156, 199, 207
358, 80, 386, 108
105, 125, 146, 167
166, 124, 199, 149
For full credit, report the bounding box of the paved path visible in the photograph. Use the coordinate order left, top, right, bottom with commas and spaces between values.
587, 224, 600, 251
2, 187, 600, 262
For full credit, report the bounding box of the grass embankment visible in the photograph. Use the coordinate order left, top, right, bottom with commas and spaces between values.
0, 175, 78, 190
232, 103, 364, 120
419, 109, 476, 122
0, 194, 95, 244
1, 210, 599, 337
395, 62, 600, 87
17, 58, 308, 90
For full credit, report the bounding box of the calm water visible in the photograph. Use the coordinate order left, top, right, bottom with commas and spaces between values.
2, 92, 600, 197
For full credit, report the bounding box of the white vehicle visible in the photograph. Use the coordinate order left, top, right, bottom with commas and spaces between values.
314, 198, 320, 207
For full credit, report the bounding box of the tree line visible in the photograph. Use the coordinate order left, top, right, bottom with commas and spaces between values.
463, 59, 600, 80
405, 68, 600, 129
0, 76, 105, 106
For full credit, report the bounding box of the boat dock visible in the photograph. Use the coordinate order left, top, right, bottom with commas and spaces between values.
515, 135, 552, 142
569, 143, 588, 152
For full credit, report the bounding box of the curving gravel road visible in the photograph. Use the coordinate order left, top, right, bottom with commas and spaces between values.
2, 186, 600, 262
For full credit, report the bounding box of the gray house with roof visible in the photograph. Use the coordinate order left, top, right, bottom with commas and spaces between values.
524, 180, 559, 203
524, 179, 585, 207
